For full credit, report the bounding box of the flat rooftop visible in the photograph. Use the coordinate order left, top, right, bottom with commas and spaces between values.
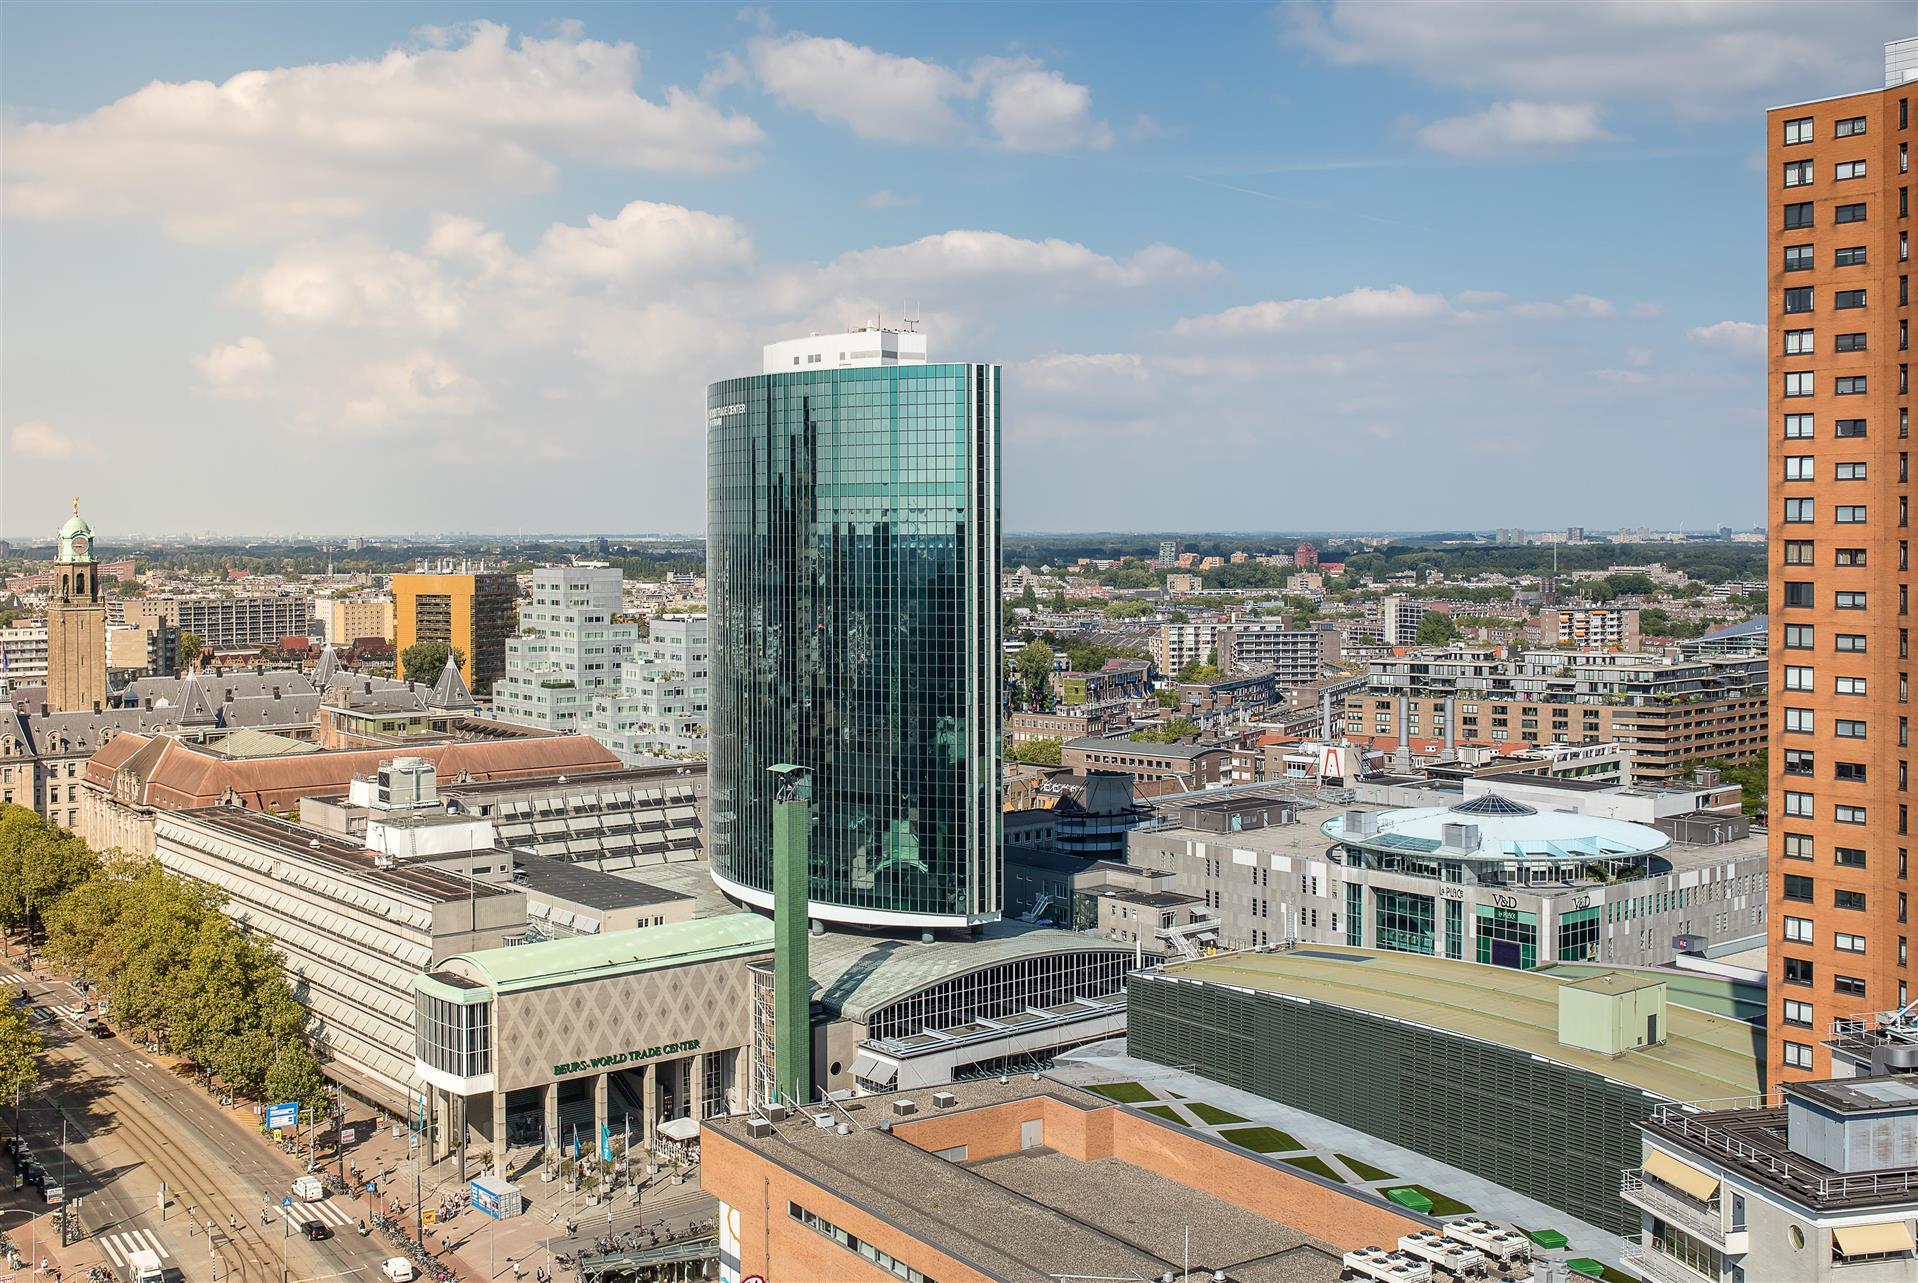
176, 806, 517, 906
511, 854, 691, 910
704, 1077, 1345, 1283
440, 764, 704, 798
1152, 945, 1761, 1104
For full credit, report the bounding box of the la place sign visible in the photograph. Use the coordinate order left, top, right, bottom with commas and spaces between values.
553, 1037, 702, 1078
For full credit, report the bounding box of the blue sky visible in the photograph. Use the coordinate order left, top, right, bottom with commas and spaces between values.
2, 1, 1910, 538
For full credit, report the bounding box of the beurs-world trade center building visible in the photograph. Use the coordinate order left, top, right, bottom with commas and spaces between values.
707, 326, 1002, 929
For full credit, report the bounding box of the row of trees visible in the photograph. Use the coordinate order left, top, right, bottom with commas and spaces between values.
0, 805, 327, 1112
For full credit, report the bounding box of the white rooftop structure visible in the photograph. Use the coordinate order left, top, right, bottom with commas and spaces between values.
1324, 791, 1674, 866
762, 325, 928, 374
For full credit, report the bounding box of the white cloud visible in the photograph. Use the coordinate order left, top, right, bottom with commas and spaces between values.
534, 200, 753, 282
983, 66, 1113, 152
8, 421, 96, 461
1687, 320, 1766, 356
1174, 284, 1450, 336
864, 190, 918, 209
748, 33, 967, 142
339, 351, 489, 432
1416, 101, 1613, 158
746, 30, 1111, 151
1286, 0, 1907, 115
230, 239, 464, 332
2, 22, 763, 241
1509, 293, 1616, 320
193, 336, 274, 399
821, 231, 1219, 296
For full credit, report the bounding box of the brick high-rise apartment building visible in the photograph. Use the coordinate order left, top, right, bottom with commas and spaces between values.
1768, 38, 1918, 1082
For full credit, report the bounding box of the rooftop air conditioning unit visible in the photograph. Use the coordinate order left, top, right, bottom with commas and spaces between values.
1343, 809, 1380, 837
932, 1091, 957, 1109
1440, 822, 1480, 853
891, 1099, 918, 1117
765, 1106, 789, 1123
744, 1119, 772, 1139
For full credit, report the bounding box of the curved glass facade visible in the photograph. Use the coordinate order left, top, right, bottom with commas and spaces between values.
707, 362, 1001, 925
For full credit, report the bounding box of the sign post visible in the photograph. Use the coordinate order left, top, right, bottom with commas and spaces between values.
265, 1102, 299, 1131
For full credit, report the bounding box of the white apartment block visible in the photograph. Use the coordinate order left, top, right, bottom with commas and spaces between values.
491, 565, 636, 733
0, 623, 49, 692
590, 615, 709, 764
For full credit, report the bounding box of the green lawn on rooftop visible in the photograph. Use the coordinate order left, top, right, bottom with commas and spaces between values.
1084, 1081, 1156, 1104
1218, 1125, 1302, 1153
1186, 1102, 1247, 1126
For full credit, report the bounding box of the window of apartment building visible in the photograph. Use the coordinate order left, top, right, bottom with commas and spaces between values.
1785, 540, 1815, 565
1835, 331, 1868, 351
1836, 805, 1868, 825
1784, 498, 1814, 523
1837, 676, 1868, 696
1834, 116, 1866, 138
1784, 202, 1816, 232
1784, 117, 1813, 144
1837, 461, 1868, 480
1784, 791, 1814, 818
1785, 664, 1815, 690
1785, 454, 1815, 479
1785, 328, 1815, 355
1784, 1041, 1814, 1069
1785, 372, 1815, 398
1837, 417, 1867, 437
1785, 160, 1814, 186
1784, 998, 1815, 1028
1836, 548, 1867, 566
1836, 933, 1868, 955
1836, 889, 1868, 911
1784, 286, 1814, 313
1837, 845, 1868, 867
1836, 507, 1868, 525
1836, 718, 1867, 738
1835, 974, 1867, 998
1837, 593, 1869, 612
1785, 413, 1816, 438
1784, 833, 1814, 860
1786, 707, 1815, 733
1785, 874, 1816, 902
1784, 244, 1814, 271
1785, 956, 1816, 985
1784, 916, 1815, 943
1785, 748, 1816, 775
1837, 375, 1868, 395
1836, 202, 1868, 223
1835, 245, 1869, 267
1785, 623, 1815, 648
1836, 762, 1868, 784
1836, 160, 1867, 181
1837, 632, 1866, 652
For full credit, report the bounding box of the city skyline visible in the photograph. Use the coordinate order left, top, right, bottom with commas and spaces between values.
5, 1, 1911, 535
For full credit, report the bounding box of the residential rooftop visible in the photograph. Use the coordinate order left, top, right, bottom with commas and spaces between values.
1152, 945, 1761, 1104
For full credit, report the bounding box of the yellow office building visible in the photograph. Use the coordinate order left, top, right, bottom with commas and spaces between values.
392, 571, 518, 693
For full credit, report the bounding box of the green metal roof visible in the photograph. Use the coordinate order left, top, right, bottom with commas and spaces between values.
439, 913, 774, 995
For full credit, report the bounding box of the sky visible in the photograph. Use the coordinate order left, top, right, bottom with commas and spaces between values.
1, 1, 1912, 540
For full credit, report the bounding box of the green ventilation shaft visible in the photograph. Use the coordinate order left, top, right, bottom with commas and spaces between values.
770, 764, 814, 1108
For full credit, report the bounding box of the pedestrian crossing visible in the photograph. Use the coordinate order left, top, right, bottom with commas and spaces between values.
0, 974, 25, 985
293, 1199, 358, 1228
97, 1229, 170, 1268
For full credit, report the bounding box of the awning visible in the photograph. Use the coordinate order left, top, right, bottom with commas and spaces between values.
1834, 1222, 1916, 1257
849, 1051, 897, 1087
1643, 1149, 1720, 1203
656, 1116, 701, 1143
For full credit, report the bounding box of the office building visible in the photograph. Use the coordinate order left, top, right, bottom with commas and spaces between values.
1351, 648, 1767, 781
1539, 605, 1641, 651
392, 567, 517, 693
1127, 946, 1762, 1236
315, 592, 394, 646
1378, 595, 1432, 646
0, 622, 49, 694
129, 592, 314, 652
707, 327, 1001, 928
1127, 777, 1767, 965
1768, 36, 1918, 1083
492, 565, 635, 733
703, 1076, 1424, 1283
589, 614, 710, 764
46, 501, 107, 713
1625, 1075, 1918, 1283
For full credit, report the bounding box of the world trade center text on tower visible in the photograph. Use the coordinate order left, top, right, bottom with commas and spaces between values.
706, 326, 1002, 928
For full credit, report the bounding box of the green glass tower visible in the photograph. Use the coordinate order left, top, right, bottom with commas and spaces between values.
708, 328, 1001, 928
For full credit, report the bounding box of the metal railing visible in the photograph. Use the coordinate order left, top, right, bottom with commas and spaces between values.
1619, 1172, 1723, 1243
1619, 1237, 1723, 1283
1648, 1104, 1918, 1204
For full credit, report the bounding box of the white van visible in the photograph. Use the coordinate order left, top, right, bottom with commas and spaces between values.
381, 1259, 415, 1283
125, 1249, 165, 1283
291, 1175, 325, 1202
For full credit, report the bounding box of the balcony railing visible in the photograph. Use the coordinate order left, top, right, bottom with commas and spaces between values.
1649, 1102, 1918, 1204
1619, 1172, 1724, 1243
1620, 1238, 1721, 1283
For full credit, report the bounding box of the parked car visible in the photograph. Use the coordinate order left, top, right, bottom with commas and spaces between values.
91, 1022, 112, 1039
301, 1221, 330, 1242
381, 1259, 414, 1282
23, 1163, 45, 1188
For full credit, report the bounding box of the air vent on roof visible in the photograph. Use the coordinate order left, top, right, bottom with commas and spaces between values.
765, 1105, 789, 1123
745, 1119, 772, 1139
891, 1099, 918, 1117
1343, 809, 1380, 837
932, 1091, 957, 1109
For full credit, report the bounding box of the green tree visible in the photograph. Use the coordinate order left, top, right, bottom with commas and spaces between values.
1050, 588, 1067, 611
0, 805, 98, 946
0, 1004, 41, 1106
1176, 660, 1223, 683
1153, 689, 1180, 709
1020, 584, 1038, 612
1695, 753, 1767, 816
1015, 641, 1056, 710
1008, 738, 1063, 767
1130, 716, 1200, 743
400, 639, 466, 683
264, 1039, 328, 1115
1101, 599, 1150, 619
1414, 612, 1460, 646
177, 630, 204, 669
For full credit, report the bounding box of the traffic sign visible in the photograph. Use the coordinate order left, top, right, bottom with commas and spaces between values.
281, 1197, 292, 1208
341, 1127, 356, 1145
265, 1101, 300, 1130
